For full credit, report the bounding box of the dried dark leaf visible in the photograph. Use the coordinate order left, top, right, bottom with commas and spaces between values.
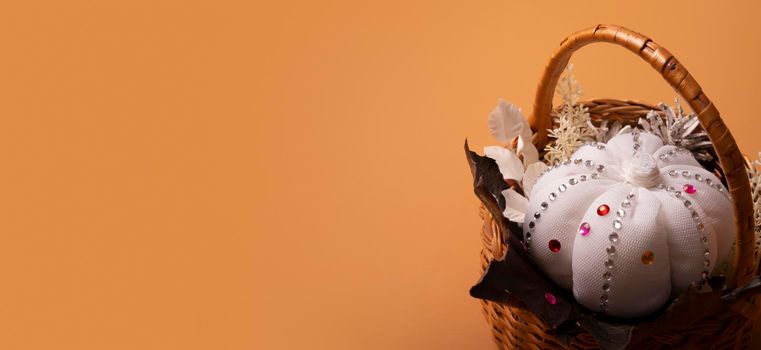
464, 140, 508, 211
578, 315, 633, 350
470, 251, 584, 328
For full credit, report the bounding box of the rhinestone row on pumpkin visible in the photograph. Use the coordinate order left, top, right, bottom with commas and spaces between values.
664, 169, 731, 199
546, 142, 607, 168
535, 157, 608, 184
599, 191, 638, 312
657, 148, 691, 163
632, 128, 642, 154
583, 141, 607, 150
525, 172, 602, 250
659, 183, 712, 288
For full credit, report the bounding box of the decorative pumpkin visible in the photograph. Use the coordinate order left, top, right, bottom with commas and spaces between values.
521, 129, 735, 318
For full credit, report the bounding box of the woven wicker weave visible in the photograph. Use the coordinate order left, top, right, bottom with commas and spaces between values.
477, 24, 760, 349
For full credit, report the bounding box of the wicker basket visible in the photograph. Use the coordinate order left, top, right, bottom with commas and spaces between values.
477, 24, 761, 349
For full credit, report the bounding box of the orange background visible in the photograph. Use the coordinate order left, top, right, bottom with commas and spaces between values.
1, 1, 760, 349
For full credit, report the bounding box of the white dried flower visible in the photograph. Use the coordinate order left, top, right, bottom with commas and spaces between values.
639, 99, 714, 162
586, 119, 631, 143
751, 152, 761, 258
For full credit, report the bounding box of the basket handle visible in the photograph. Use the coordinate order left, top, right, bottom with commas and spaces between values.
529, 24, 756, 287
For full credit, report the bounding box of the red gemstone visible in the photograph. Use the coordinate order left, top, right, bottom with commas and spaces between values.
548, 239, 561, 253
597, 204, 610, 216
684, 184, 697, 194
544, 292, 557, 305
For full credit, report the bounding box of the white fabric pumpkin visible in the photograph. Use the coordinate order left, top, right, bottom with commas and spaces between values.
522, 130, 735, 318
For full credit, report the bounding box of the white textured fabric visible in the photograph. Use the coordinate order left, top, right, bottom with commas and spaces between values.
523, 132, 735, 318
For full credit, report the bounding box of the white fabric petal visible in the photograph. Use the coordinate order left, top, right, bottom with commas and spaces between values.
525, 175, 617, 289
488, 99, 526, 143
605, 131, 663, 163
484, 146, 524, 181
653, 145, 700, 168
501, 189, 528, 223
573, 188, 671, 318
651, 190, 718, 296
531, 144, 624, 194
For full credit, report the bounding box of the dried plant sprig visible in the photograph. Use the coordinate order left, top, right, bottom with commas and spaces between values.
750, 152, 761, 258
586, 119, 630, 143
638, 98, 714, 162
544, 64, 594, 164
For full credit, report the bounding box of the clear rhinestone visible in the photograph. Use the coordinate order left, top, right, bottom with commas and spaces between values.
704, 248, 710, 255
563, 160, 571, 165
609, 233, 619, 243
705, 178, 713, 185
669, 170, 678, 177
613, 220, 622, 230
549, 193, 557, 201
692, 211, 700, 220
604, 260, 614, 269
658, 184, 666, 189
573, 158, 582, 164
667, 150, 676, 156
616, 209, 625, 217
534, 212, 541, 219
627, 193, 636, 200
702, 236, 709, 243
674, 191, 683, 198
597, 164, 605, 172
559, 184, 568, 192
525, 232, 531, 239
591, 173, 599, 179
580, 175, 588, 182
697, 222, 705, 231
541, 202, 549, 210
597, 144, 605, 150
695, 174, 703, 181
633, 144, 641, 150
603, 271, 612, 280
659, 154, 667, 161
621, 200, 631, 208
682, 171, 691, 177
666, 186, 675, 192
600, 294, 609, 302
606, 246, 616, 256
528, 221, 535, 229
602, 283, 610, 291
585, 160, 594, 167
684, 200, 692, 208
702, 270, 709, 279
704, 259, 710, 267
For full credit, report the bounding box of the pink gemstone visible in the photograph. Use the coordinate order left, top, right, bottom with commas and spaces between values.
684, 184, 697, 194
579, 222, 591, 236
545, 292, 557, 305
